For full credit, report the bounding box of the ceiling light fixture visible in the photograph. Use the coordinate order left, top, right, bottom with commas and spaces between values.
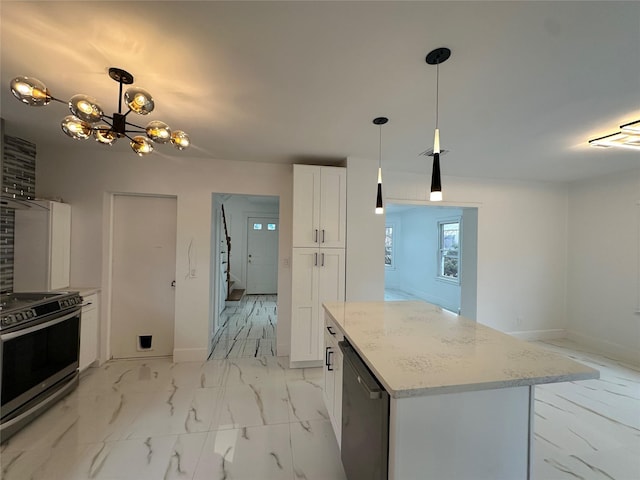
426, 47, 451, 202
10, 68, 190, 156
373, 116, 388, 215
589, 119, 640, 150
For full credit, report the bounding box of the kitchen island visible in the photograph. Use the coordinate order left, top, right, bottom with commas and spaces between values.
322, 301, 599, 480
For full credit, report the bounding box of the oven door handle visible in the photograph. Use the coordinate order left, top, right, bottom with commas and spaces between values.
0, 308, 81, 340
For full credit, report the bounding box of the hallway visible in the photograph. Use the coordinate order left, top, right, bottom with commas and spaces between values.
209, 295, 277, 359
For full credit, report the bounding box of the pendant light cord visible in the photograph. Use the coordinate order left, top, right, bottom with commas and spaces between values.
378, 124, 382, 169
435, 62, 439, 130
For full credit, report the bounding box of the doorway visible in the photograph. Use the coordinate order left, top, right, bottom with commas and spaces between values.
110, 194, 177, 359
384, 203, 478, 319
210, 194, 280, 358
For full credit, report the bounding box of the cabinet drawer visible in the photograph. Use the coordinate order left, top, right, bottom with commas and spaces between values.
324, 315, 343, 342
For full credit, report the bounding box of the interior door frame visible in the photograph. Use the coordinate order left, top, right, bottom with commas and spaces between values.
101, 192, 178, 363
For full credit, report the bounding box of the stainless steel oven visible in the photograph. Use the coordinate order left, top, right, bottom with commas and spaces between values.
0, 291, 82, 443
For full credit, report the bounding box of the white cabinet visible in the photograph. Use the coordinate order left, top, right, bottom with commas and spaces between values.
14, 200, 71, 291
290, 248, 345, 362
79, 292, 99, 371
292, 165, 346, 248
291, 164, 346, 365
323, 313, 343, 447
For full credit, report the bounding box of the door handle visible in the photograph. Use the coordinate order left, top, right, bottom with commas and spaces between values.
325, 346, 331, 367
314, 229, 318, 243
321, 253, 325, 266
327, 326, 336, 336
314, 252, 318, 266
171, 280, 176, 288
322, 229, 325, 243
327, 350, 334, 371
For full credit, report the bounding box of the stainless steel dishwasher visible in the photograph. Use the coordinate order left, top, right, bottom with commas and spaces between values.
339, 340, 389, 480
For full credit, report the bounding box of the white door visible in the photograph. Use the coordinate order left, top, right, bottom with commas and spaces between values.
111, 195, 177, 359
246, 217, 279, 294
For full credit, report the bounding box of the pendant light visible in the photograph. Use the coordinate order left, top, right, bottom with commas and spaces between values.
373, 117, 388, 214
426, 47, 451, 202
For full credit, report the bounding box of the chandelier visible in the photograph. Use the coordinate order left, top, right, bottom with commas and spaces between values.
10, 67, 190, 156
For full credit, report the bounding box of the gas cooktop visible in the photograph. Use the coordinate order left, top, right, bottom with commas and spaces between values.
0, 291, 82, 330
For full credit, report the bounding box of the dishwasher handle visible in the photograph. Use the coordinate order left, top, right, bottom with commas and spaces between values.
339, 341, 384, 400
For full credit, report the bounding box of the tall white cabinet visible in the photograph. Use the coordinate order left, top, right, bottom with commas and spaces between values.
290, 165, 346, 364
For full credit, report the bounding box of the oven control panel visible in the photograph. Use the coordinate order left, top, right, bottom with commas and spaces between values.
0, 292, 82, 330
1, 309, 36, 327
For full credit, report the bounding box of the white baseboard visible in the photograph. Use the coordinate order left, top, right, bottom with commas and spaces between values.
567, 330, 640, 366
507, 329, 567, 341
173, 347, 208, 362
289, 359, 323, 369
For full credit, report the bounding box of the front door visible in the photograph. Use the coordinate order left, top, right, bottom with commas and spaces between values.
111, 194, 177, 358
246, 217, 278, 294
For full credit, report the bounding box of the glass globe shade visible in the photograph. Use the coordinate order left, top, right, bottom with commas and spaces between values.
94, 125, 118, 145
170, 130, 190, 150
124, 87, 154, 115
61, 115, 92, 140
130, 136, 154, 155
69, 94, 103, 123
10, 76, 51, 106
146, 121, 171, 143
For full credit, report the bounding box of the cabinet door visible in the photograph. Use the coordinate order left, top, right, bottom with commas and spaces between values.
323, 330, 336, 417
319, 167, 346, 248
79, 293, 99, 371
333, 344, 343, 447
317, 249, 345, 358
49, 201, 71, 290
292, 165, 321, 247
290, 248, 320, 361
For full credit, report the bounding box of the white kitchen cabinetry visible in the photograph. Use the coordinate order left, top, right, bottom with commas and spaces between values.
290, 248, 345, 362
292, 165, 346, 249
291, 164, 347, 365
79, 292, 99, 371
323, 313, 343, 447
14, 200, 71, 291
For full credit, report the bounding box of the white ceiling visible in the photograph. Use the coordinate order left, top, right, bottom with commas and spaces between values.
1, 1, 638, 183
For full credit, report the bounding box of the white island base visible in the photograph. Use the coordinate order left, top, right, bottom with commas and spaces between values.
390, 385, 532, 479
322, 301, 599, 480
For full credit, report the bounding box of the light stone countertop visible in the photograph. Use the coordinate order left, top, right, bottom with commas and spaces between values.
323, 301, 599, 399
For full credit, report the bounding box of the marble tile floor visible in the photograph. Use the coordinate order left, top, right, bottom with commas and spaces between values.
0, 355, 346, 480
210, 295, 278, 360
532, 339, 640, 480
1, 339, 637, 479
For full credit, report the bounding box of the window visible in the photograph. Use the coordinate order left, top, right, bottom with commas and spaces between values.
438, 220, 460, 282
253, 223, 262, 230
385, 225, 394, 268
267, 223, 276, 231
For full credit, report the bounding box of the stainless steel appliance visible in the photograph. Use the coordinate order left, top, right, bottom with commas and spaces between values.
339, 339, 389, 480
0, 291, 82, 442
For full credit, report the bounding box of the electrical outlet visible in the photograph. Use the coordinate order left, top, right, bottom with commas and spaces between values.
190, 269, 197, 277
282, 258, 290, 268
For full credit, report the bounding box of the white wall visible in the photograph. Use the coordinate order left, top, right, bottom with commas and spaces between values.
567, 168, 640, 364
36, 148, 293, 361
381, 171, 569, 335
384, 206, 463, 313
